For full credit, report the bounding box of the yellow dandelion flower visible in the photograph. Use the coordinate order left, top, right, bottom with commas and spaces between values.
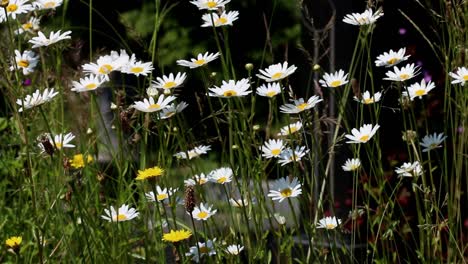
162, 229, 192, 243
136, 166, 164, 181
5, 236, 22, 249
70, 154, 93, 168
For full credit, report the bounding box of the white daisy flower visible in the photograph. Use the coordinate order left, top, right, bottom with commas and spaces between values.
279, 95, 323, 114
121, 54, 153, 77
1, 0, 34, 21
201, 11, 239, 27
260, 139, 284, 159
208, 167, 233, 184
34, 0, 63, 10
190, 203, 217, 221
277, 146, 309, 166
226, 244, 244, 255
82, 50, 129, 79
177, 52, 220, 69
449, 66, 468, 86
28, 30, 72, 48
38, 132, 75, 152
345, 124, 380, 144
342, 158, 361, 171
317, 216, 341, 229
256, 82, 282, 97
395, 161, 423, 177
353, 91, 382, 104
101, 204, 139, 222
274, 213, 286, 225
278, 121, 303, 136
384, 63, 420, 82
145, 186, 178, 202
319, 69, 349, 88
15, 16, 40, 35
132, 94, 177, 113
267, 177, 302, 202
420, 132, 447, 152
342, 8, 383, 26
186, 239, 216, 263
174, 145, 211, 160
184, 173, 209, 186
159, 102, 188, 119
404, 79, 436, 100
208, 78, 251, 98
10, 50, 39, 75
71, 74, 106, 92
375, 48, 410, 67
190, 0, 230, 10
152, 72, 187, 90
256, 61, 297, 82
16, 88, 58, 112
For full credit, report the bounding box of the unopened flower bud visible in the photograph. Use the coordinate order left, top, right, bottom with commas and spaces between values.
313, 64, 321, 71
210, 72, 217, 78
146, 87, 158, 97
86, 128, 93, 134
232, 144, 239, 149
163, 89, 171, 95
253, 124, 260, 131
245, 63, 254, 71
110, 102, 117, 110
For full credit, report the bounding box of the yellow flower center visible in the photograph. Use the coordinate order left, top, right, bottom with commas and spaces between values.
364, 98, 374, 104
326, 223, 336, 229
7, 4, 18, 12
200, 246, 209, 254
194, 59, 206, 65
157, 194, 168, 201
286, 127, 298, 134
280, 188, 292, 197
98, 64, 113, 74
163, 81, 177, 89
85, 83, 97, 89
330, 80, 342, 87
44, 1, 56, 8
199, 179, 207, 184
415, 89, 425, 96
206, 1, 216, 8
359, 135, 369, 142
197, 211, 208, 219
216, 17, 227, 25
463, 75, 468, 80
357, 17, 368, 24
387, 58, 397, 65
55, 142, 63, 149
399, 73, 410, 80
18, 60, 30, 68
271, 72, 283, 79
217, 177, 227, 183
23, 22, 33, 30
116, 214, 127, 221
271, 149, 281, 156
130, 67, 143, 73
266, 91, 277, 97
223, 90, 237, 97
296, 103, 309, 111
350, 165, 359, 170
149, 104, 161, 109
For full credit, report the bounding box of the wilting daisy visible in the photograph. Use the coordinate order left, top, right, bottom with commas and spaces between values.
34, 0, 63, 10
260, 139, 284, 159
71, 74, 106, 92
342, 158, 361, 171
342, 8, 383, 26
420, 132, 447, 152
208, 78, 251, 98
280, 95, 323, 114
136, 166, 164, 181
186, 239, 216, 263
317, 216, 341, 229
190, 203, 217, 221
208, 167, 233, 184
177, 52, 220, 69
229, 197, 252, 207
449, 66, 468, 86
277, 146, 309, 166
15, 16, 40, 35
201, 11, 239, 27
5, 236, 22, 250
190, 0, 230, 10
174, 145, 211, 160
345, 124, 380, 144
152, 72, 187, 90
101, 204, 139, 222
146, 186, 178, 202
82, 50, 129, 79
121, 55, 153, 77
256, 82, 283, 97
268, 177, 302, 202
278, 121, 303, 136
132, 94, 177, 113
404, 79, 436, 100
184, 173, 209, 186
395, 161, 423, 177
70, 154, 93, 169
226, 244, 244, 255
353, 91, 382, 104
319, 69, 349, 88
29, 30, 72, 48
16, 88, 58, 112
384, 63, 420, 82
274, 213, 286, 225
256, 61, 297, 82
375, 48, 410, 67
10, 50, 39, 75
159, 102, 188, 119
1, 0, 33, 21
163, 229, 192, 243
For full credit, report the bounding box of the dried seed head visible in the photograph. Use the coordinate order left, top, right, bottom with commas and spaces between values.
184, 186, 196, 213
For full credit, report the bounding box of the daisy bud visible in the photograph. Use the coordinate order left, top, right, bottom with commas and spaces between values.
172, 127, 178, 132
313, 64, 321, 71
232, 144, 239, 149
184, 186, 196, 214
402, 130, 417, 143
0, 0, 9, 8
111, 125, 116, 130
245, 63, 254, 71
86, 128, 93, 134
110, 102, 117, 110
253, 124, 260, 131
210, 72, 217, 78
146, 87, 158, 97
163, 89, 171, 95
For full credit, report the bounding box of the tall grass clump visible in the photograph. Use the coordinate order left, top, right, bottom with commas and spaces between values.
0, 0, 466, 263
